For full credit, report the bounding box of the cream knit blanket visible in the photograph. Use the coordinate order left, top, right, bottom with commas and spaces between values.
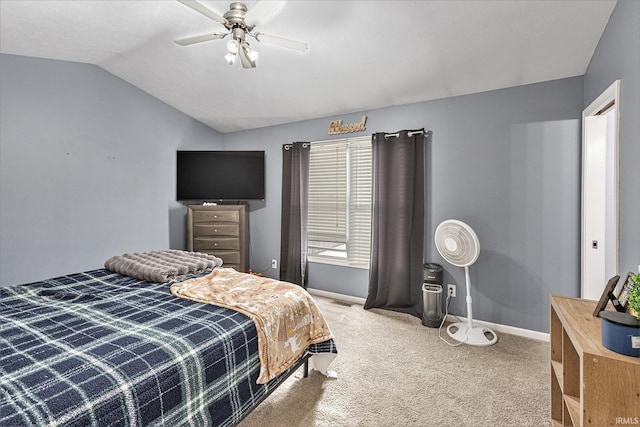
170, 268, 334, 384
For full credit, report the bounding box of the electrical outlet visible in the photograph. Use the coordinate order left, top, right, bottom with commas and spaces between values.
447, 284, 456, 298
271, 259, 278, 269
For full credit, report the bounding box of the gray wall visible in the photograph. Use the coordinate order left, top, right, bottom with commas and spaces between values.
0, 54, 222, 286
584, 0, 640, 276
222, 76, 584, 333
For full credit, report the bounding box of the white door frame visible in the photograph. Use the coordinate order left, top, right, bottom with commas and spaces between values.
581, 80, 620, 299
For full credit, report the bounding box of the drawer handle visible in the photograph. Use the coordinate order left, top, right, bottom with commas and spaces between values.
214, 229, 218, 232
214, 243, 218, 247
214, 215, 218, 218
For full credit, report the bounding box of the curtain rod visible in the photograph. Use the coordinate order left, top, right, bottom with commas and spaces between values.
283, 134, 371, 150
384, 129, 430, 138
283, 130, 429, 148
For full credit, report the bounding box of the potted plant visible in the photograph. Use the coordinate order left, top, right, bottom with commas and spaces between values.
628, 273, 640, 318
600, 272, 640, 357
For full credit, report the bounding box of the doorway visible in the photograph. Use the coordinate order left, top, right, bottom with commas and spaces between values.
581, 80, 620, 300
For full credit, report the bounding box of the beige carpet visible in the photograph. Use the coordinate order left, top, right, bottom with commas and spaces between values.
239, 295, 550, 427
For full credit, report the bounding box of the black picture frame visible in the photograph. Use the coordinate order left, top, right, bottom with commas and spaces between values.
593, 275, 620, 317
617, 272, 635, 311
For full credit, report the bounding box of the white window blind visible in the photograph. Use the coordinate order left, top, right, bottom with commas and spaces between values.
308, 136, 371, 268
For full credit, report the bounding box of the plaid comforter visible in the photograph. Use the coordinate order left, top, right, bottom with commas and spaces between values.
0, 269, 337, 426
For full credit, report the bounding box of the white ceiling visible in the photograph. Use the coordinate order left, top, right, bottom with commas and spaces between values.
0, 0, 616, 133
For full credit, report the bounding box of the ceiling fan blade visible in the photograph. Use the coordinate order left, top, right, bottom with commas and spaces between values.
238, 43, 257, 69
255, 33, 308, 53
244, 0, 284, 26
177, 0, 227, 24
174, 32, 227, 46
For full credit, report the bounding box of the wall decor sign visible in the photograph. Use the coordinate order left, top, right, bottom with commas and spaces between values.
328, 115, 367, 135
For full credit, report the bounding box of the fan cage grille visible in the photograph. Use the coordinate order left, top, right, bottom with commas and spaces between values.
435, 220, 480, 267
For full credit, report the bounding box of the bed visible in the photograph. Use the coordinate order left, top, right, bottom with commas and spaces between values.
0, 252, 337, 426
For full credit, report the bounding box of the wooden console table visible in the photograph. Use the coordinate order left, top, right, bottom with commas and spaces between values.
550, 295, 639, 426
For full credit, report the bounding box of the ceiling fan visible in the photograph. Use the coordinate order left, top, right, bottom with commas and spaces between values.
175, 0, 309, 68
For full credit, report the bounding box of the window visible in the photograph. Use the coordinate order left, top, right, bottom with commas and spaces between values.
307, 136, 372, 268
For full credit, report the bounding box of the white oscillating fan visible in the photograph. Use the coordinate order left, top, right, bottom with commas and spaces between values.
435, 220, 497, 346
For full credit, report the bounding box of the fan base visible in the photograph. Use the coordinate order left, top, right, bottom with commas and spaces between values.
446, 322, 498, 346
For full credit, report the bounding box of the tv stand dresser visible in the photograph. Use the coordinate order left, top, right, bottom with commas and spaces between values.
187, 204, 249, 273
550, 295, 639, 426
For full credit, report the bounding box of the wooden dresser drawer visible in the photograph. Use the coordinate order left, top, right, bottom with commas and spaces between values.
193, 210, 239, 224
194, 224, 239, 237
193, 237, 239, 251
197, 250, 240, 270
211, 251, 240, 267
211, 251, 240, 264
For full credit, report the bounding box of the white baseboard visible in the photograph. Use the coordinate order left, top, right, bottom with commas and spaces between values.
308, 288, 367, 305
445, 315, 549, 342
307, 288, 549, 342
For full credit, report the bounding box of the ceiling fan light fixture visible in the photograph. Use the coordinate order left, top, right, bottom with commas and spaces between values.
224, 51, 237, 65
226, 39, 239, 54
246, 46, 259, 62
238, 42, 257, 68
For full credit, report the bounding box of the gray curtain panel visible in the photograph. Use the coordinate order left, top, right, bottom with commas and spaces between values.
365, 130, 425, 318
280, 142, 310, 288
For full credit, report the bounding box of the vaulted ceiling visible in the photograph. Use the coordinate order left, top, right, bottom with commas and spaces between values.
0, 0, 617, 133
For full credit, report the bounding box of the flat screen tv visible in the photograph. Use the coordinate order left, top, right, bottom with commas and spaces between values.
176, 150, 265, 201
